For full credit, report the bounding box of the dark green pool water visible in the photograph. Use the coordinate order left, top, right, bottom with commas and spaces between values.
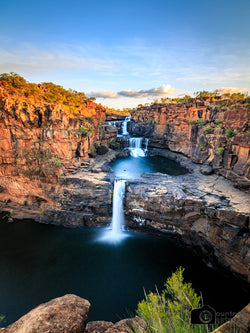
0, 219, 248, 326
110, 155, 188, 179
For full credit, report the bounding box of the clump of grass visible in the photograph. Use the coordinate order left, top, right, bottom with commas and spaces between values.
79, 126, 93, 135
226, 129, 234, 138
197, 118, 206, 128
204, 126, 214, 134
215, 147, 224, 155
188, 119, 196, 125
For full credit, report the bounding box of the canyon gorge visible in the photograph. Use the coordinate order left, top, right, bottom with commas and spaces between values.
0, 78, 249, 331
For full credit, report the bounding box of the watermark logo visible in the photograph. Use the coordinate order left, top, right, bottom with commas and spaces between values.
191, 305, 239, 325
191, 305, 216, 324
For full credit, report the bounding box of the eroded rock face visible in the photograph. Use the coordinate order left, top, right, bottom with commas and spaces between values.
130, 98, 250, 192
1, 294, 90, 333
0, 90, 116, 215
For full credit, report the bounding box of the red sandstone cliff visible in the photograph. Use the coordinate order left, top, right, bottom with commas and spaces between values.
0, 84, 115, 206
130, 98, 250, 191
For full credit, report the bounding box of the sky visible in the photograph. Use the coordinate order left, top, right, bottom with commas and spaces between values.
0, 0, 250, 108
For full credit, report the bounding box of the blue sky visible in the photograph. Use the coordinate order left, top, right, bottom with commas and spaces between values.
0, 0, 250, 108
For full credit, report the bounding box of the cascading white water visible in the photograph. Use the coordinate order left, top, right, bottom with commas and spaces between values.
144, 138, 149, 153
121, 116, 130, 136
111, 179, 126, 234
129, 137, 146, 157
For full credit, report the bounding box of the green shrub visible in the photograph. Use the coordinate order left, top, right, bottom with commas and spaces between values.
147, 119, 155, 125
197, 118, 206, 128
200, 144, 204, 151
50, 157, 63, 166
188, 119, 196, 125
204, 126, 214, 134
226, 129, 234, 138
80, 126, 88, 134
215, 147, 224, 155
79, 126, 93, 135
137, 267, 215, 333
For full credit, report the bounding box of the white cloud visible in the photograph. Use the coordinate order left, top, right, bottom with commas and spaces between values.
88, 91, 119, 98
88, 85, 178, 99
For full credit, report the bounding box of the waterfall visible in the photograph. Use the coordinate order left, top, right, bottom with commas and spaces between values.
111, 179, 126, 234
129, 137, 146, 157
121, 116, 130, 136
144, 138, 149, 153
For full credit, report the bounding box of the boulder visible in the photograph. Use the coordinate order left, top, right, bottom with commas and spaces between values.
96, 145, 109, 155
85, 321, 114, 333
201, 165, 213, 175
105, 316, 148, 333
85, 316, 148, 333
2, 294, 90, 333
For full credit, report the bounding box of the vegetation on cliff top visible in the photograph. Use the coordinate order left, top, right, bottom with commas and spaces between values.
0, 72, 95, 102
0, 72, 132, 117
0, 72, 99, 114
137, 90, 249, 108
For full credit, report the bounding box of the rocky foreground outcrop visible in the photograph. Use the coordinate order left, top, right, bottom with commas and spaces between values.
1, 294, 248, 333
129, 98, 250, 192
0, 295, 148, 333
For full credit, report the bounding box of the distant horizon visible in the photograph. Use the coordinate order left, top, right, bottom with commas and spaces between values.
1, 71, 249, 110
1, 0, 249, 108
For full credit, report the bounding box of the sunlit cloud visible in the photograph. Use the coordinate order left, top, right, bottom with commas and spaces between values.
89, 91, 119, 98
87, 85, 178, 99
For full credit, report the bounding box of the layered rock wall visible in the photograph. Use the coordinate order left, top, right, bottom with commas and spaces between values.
0, 90, 116, 208
130, 98, 250, 191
